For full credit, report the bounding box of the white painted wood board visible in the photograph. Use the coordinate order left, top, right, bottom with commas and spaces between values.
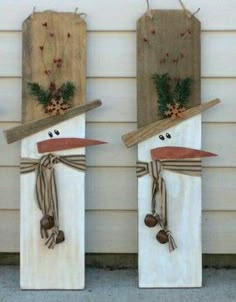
1, 32, 236, 78
20, 115, 85, 289
0, 0, 236, 31
138, 115, 202, 288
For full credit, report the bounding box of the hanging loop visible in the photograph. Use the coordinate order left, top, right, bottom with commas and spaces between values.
178, 0, 200, 19
73, 7, 87, 20
31, 6, 36, 19
146, 0, 153, 19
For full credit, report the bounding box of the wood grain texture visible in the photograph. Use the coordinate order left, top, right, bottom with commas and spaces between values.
137, 10, 201, 128
123, 99, 220, 148
20, 11, 87, 289
4, 100, 102, 144
22, 11, 86, 123
21, 115, 86, 289
138, 115, 202, 287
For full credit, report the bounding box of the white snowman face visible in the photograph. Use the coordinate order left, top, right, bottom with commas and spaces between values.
138, 115, 216, 162
21, 115, 105, 158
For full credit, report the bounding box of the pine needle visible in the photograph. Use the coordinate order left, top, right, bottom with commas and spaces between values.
27, 82, 50, 105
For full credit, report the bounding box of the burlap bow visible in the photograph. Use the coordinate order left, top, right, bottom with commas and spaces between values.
20, 153, 86, 249
137, 159, 201, 252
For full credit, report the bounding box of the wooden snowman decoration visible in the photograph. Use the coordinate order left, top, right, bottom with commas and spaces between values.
4, 11, 105, 289
122, 7, 221, 288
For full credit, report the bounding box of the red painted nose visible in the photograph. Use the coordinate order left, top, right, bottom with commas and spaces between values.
151, 146, 217, 160
37, 138, 106, 153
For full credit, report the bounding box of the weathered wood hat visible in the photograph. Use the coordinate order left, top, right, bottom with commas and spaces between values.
122, 98, 220, 148
4, 100, 102, 144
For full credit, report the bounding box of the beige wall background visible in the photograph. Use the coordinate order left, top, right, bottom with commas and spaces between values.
0, 0, 235, 253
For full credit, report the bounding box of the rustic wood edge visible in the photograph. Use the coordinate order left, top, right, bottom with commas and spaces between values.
122, 99, 220, 148
4, 99, 102, 144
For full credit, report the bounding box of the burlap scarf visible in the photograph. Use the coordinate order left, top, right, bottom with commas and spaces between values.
136, 159, 201, 252
20, 153, 86, 249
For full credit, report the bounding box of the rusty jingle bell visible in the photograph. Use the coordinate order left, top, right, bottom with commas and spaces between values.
156, 229, 169, 244
144, 214, 158, 228
56, 230, 65, 244
40, 215, 54, 230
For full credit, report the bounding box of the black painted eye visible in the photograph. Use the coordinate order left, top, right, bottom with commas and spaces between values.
159, 135, 165, 141
54, 129, 60, 135
48, 131, 53, 138
166, 133, 171, 139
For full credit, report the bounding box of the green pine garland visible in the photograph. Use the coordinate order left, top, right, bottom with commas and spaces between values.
152, 73, 192, 118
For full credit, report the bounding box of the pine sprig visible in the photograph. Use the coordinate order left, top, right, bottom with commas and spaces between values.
27, 82, 50, 105
152, 73, 172, 118
173, 77, 192, 106
60, 81, 75, 102
28, 81, 75, 107
152, 73, 192, 118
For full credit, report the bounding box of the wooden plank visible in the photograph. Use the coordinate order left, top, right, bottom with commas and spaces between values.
1, 210, 236, 254
22, 12, 86, 123
4, 100, 102, 144
1, 122, 236, 167
0, 0, 236, 30
137, 10, 200, 128
1, 32, 236, 78
21, 115, 86, 289
1, 78, 236, 123
20, 12, 87, 290
138, 115, 202, 287
122, 99, 220, 148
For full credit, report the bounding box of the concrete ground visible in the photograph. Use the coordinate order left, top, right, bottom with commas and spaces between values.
0, 267, 235, 302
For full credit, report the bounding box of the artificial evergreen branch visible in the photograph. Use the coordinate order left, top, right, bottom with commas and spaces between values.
152, 73, 172, 118
173, 77, 192, 106
27, 82, 50, 105
152, 73, 192, 118
60, 81, 75, 102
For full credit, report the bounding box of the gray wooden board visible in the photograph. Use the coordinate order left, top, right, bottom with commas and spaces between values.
137, 10, 201, 128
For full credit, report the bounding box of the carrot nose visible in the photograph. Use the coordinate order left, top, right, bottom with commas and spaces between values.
37, 138, 106, 153
151, 146, 217, 160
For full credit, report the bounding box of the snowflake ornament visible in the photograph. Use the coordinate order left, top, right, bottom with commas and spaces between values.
45, 98, 70, 116
164, 102, 186, 119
